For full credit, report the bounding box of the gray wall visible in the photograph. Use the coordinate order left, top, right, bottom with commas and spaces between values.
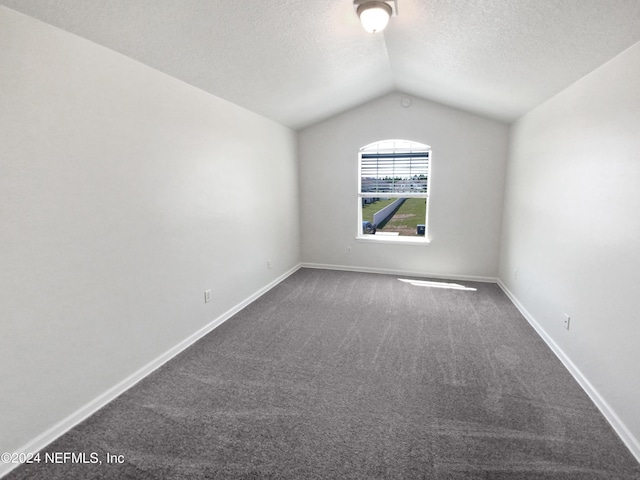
499, 40, 640, 456
299, 92, 509, 279
0, 6, 300, 459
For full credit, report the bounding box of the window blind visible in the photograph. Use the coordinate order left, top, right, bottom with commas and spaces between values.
360, 151, 430, 194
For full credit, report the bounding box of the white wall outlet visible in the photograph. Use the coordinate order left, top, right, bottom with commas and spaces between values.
347, 246, 352, 254
267, 260, 272, 269
204, 289, 212, 303
514, 268, 518, 280
563, 314, 571, 330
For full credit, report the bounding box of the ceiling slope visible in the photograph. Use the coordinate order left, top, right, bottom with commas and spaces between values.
4, 0, 640, 129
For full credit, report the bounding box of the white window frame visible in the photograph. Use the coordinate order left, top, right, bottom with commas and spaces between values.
357, 139, 431, 245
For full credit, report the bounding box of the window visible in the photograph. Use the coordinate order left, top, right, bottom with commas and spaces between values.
357, 139, 431, 242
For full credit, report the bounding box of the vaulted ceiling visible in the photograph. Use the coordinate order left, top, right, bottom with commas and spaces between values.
5, 0, 640, 129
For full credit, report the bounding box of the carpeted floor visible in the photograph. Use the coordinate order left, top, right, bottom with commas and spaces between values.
6, 268, 640, 479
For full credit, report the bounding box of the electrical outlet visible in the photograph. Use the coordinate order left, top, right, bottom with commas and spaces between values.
267, 260, 272, 269
514, 268, 518, 280
563, 314, 570, 330
204, 289, 212, 303
347, 246, 352, 254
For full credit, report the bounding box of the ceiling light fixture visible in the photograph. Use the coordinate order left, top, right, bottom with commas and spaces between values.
355, 0, 396, 34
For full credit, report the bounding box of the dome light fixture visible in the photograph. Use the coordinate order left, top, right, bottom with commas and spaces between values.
355, 1, 395, 34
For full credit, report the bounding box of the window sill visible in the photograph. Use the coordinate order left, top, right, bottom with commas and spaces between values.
356, 235, 431, 245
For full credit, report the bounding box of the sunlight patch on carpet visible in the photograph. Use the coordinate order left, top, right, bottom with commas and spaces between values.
398, 278, 477, 291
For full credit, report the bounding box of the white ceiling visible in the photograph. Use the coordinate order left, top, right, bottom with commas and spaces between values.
5, 0, 640, 129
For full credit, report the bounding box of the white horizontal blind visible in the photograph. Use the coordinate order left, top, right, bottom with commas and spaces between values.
360, 141, 430, 194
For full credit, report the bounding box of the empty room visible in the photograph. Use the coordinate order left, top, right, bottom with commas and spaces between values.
1, 1, 639, 478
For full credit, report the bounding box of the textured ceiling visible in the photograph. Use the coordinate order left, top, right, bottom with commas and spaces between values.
4, 0, 640, 129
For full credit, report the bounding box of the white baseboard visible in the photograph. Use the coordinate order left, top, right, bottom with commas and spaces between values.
6, 265, 635, 478
497, 280, 640, 464
300, 262, 498, 283
0, 264, 302, 479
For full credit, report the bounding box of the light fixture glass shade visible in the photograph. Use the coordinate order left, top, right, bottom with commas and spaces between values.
357, 2, 392, 33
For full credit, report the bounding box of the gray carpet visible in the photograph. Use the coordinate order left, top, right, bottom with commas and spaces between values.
6, 268, 640, 479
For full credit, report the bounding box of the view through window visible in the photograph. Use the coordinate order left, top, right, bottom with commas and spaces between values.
358, 139, 430, 240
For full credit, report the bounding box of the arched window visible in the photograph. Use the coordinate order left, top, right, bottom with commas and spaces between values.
358, 139, 431, 242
